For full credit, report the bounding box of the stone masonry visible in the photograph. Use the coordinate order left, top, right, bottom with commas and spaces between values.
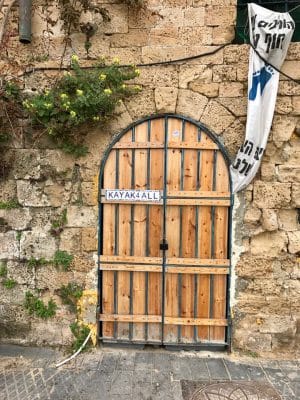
0, 0, 299, 357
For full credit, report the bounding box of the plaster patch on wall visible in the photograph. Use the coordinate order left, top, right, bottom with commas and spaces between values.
77, 289, 98, 345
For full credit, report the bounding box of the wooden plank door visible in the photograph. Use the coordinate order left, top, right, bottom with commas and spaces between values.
99, 115, 231, 348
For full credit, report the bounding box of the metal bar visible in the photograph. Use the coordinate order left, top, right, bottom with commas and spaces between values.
225, 193, 234, 350
194, 273, 198, 343
145, 119, 151, 342
114, 149, 120, 339
129, 128, 135, 341
19, 0, 32, 43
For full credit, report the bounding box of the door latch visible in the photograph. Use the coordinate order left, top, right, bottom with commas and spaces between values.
160, 239, 169, 251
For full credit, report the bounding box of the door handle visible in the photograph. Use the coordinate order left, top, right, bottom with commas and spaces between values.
160, 239, 168, 251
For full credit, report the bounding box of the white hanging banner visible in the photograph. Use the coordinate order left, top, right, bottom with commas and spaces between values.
230, 3, 295, 193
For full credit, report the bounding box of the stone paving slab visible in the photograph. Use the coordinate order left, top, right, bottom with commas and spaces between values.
0, 345, 299, 400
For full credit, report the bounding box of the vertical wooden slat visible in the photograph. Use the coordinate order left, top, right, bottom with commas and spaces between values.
197, 136, 214, 341
117, 131, 132, 339
211, 152, 229, 342
165, 118, 182, 342
148, 118, 164, 342
102, 150, 116, 338
181, 122, 198, 342
132, 122, 148, 341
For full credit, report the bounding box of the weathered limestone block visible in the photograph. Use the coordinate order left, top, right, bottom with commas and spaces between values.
71, 255, 95, 272
0, 208, 31, 230
71, 33, 110, 60
235, 256, 274, 278
129, 7, 162, 29
176, 89, 208, 120
292, 96, 300, 115
278, 80, 300, 96
291, 183, 300, 206
20, 231, 56, 260
35, 266, 72, 290
179, 26, 212, 46
184, 7, 205, 26
287, 231, 300, 254
109, 47, 142, 64
260, 163, 276, 182
223, 45, 249, 64
189, 82, 219, 97
134, 65, 178, 88
258, 315, 297, 336
111, 29, 149, 47
66, 206, 97, 228
218, 97, 247, 117
0, 285, 27, 305
200, 100, 235, 134
0, 232, 19, 260
7, 261, 35, 286
278, 210, 299, 231
219, 82, 243, 97
0, 304, 31, 338
275, 96, 293, 114
17, 181, 50, 207
149, 26, 179, 46
32, 5, 63, 37
281, 61, 300, 80
104, 102, 133, 139
81, 182, 98, 207
98, 4, 129, 34
222, 119, 245, 159
11, 150, 42, 180
44, 182, 66, 207
278, 165, 300, 183
179, 65, 212, 89
28, 321, 73, 346
124, 89, 156, 120
253, 181, 291, 208
187, 45, 224, 65
212, 25, 235, 44
154, 87, 178, 113
261, 209, 278, 232
60, 228, 82, 254
244, 206, 261, 225
0, 180, 17, 202
233, 330, 272, 353
142, 45, 186, 63
272, 116, 297, 143
236, 63, 248, 82
250, 231, 288, 257
205, 6, 236, 27
82, 227, 98, 252
212, 65, 237, 82
156, 8, 185, 28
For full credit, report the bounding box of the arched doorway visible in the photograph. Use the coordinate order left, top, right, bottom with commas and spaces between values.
98, 115, 232, 349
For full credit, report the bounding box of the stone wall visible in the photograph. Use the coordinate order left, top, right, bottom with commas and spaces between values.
0, 0, 299, 356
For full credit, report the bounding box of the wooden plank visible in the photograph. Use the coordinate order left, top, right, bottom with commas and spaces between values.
165, 117, 182, 343
100, 264, 162, 273
167, 199, 230, 206
117, 131, 133, 339
181, 122, 198, 342
167, 190, 230, 198
166, 267, 229, 274
211, 152, 229, 342
99, 255, 162, 264
102, 150, 116, 338
112, 142, 219, 150
164, 317, 228, 326
166, 258, 230, 266
132, 122, 148, 340
197, 148, 214, 341
148, 118, 164, 342
100, 314, 161, 323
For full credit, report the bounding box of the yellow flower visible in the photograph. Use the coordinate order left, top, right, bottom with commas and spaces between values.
48, 128, 53, 136
134, 68, 140, 76
64, 71, 71, 76
76, 89, 84, 96
134, 85, 142, 91
70, 110, 77, 118
44, 102, 53, 109
60, 93, 68, 100
99, 74, 107, 81
112, 57, 120, 64
104, 88, 112, 95
22, 100, 30, 108
121, 84, 126, 89
93, 116, 100, 121
71, 54, 79, 62
44, 90, 50, 96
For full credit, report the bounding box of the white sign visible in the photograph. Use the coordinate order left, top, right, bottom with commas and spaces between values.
105, 189, 161, 202
230, 3, 295, 193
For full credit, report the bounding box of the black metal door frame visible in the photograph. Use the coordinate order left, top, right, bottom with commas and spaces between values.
97, 114, 233, 350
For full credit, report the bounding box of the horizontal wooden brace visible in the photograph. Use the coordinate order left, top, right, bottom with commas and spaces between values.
166, 199, 230, 206
100, 314, 161, 323
166, 258, 230, 266
164, 317, 228, 326
99, 255, 162, 265
165, 267, 229, 274
100, 264, 162, 273
167, 190, 231, 198
112, 142, 219, 150
100, 314, 228, 326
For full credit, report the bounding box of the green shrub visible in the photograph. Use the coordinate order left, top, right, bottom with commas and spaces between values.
53, 250, 73, 271
24, 291, 57, 319
0, 263, 7, 277
27, 257, 48, 269
3, 278, 16, 289
0, 199, 20, 209
59, 282, 83, 312
70, 322, 91, 352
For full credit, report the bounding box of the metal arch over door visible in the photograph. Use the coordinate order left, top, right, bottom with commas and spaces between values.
98, 115, 233, 349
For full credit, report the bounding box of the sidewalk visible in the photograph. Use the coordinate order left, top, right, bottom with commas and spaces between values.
0, 344, 299, 400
